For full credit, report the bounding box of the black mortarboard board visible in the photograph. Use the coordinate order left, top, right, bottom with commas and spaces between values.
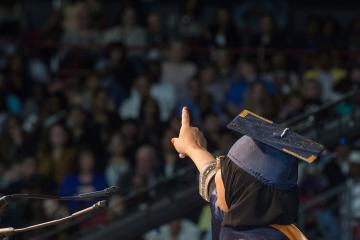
227, 110, 324, 163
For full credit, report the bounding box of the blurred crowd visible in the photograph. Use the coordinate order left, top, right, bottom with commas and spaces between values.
1, 0, 360, 239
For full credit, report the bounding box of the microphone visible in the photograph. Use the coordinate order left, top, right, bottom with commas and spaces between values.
0, 200, 106, 237
0, 186, 121, 210
63, 186, 121, 200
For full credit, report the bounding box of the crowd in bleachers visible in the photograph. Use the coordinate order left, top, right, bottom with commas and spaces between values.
1, 0, 360, 239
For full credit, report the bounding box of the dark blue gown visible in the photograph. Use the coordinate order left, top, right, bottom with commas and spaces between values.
209, 191, 289, 240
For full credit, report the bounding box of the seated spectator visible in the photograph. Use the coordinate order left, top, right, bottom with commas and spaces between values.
0, 115, 33, 166
61, 1, 100, 46
80, 72, 102, 111
120, 74, 151, 120
37, 123, 76, 185
132, 145, 160, 189
160, 40, 197, 95
169, 0, 204, 41
104, 7, 146, 57
251, 14, 284, 49
277, 93, 304, 121
297, 16, 322, 50
59, 148, 108, 212
106, 133, 131, 190
138, 97, 163, 146
320, 17, 341, 49
199, 64, 226, 105
202, 112, 222, 152
146, 12, 167, 47
175, 77, 204, 125
214, 48, 233, 81
300, 78, 323, 110
96, 42, 137, 97
225, 59, 257, 116
243, 82, 276, 118
66, 107, 96, 147
208, 7, 240, 48
119, 119, 139, 162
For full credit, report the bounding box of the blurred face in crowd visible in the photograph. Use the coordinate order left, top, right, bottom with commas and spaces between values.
147, 12, 162, 32
120, 121, 138, 144
204, 114, 220, 134
336, 144, 351, 160
135, 75, 150, 97
79, 150, 95, 173
109, 44, 125, 64
76, 4, 90, 30
188, 78, 201, 100
122, 7, 137, 27
351, 68, 360, 83
169, 41, 186, 62
109, 134, 125, 156
260, 15, 274, 34
306, 18, 320, 36
215, 48, 230, 69
21, 157, 36, 179
287, 95, 303, 111
200, 66, 217, 84
6, 116, 23, 141
68, 108, 86, 129
94, 90, 109, 111
237, 60, 255, 80
50, 124, 68, 148
86, 73, 100, 92
301, 79, 321, 100
184, 0, 199, 16
142, 98, 159, 121
272, 52, 286, 69
136, 145, 156, 177
250, 83, 267, 101
9, 55, 23, 73
350, 162, 360, 178
217, 8, 229, 26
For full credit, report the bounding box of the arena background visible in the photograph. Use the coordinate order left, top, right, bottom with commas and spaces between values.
0, 0, 360, 239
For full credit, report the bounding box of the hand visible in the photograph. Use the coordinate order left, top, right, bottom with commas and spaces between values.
171, 107, 207, 157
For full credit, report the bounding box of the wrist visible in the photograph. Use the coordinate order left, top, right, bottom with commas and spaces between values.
187, 147, 214, 172
187, 145, 206, 158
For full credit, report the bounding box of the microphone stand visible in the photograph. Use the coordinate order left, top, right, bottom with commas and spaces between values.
0, 186, 121, 238
0, 186, 121, 209
0, 200, 106, 238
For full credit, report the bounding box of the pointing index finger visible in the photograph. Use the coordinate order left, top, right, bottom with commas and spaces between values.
181, 107, 190, 127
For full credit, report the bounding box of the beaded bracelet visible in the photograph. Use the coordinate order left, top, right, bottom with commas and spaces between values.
199, 156, 226, 202
199, 160, 217, 202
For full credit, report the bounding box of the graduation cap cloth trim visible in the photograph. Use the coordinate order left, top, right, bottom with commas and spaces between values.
227, 135, 299, 190
227, 110, 324, 163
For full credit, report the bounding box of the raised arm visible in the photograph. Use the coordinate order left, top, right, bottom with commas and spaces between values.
171, 107, 215, 171
171, 107, 229, 212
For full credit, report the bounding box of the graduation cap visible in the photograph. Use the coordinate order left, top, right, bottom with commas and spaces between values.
227, 110, 324, 163
225, 110, 325, 190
